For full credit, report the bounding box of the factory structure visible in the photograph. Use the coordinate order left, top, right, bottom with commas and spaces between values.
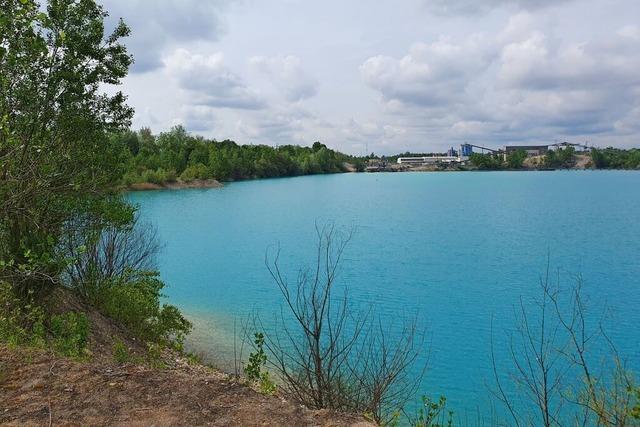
395, 142, 589, 166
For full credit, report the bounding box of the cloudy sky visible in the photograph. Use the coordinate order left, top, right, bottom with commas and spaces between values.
103, 0, 640, 155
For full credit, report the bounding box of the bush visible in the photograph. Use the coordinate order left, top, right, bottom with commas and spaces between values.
121, 170, 144, 186
0, 284, 89, 359
262, 225, 423, 424
632, 388, 640, 420
0, 282, 46, 348
245, 332, 277, 395
179, 163, 209, 182
112, 339, 132, 364
545, 147, 575, 168
506, 149, 527, 169
60, 214, 161, 300
410, 396, 453, 427
50, 312, 89, 358
141, 168, 167, 185
470, 153, 504, 170
61, 215, 191, 353
146, 342, 165, 368
97, 270, 191, 346
164, 169, 177, 183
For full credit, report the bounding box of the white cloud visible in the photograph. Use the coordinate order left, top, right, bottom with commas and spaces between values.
107, 0, 640, 153
180, 106, 218, 132
361, 37, 493, 108
424, 0, 575, 15
104, 0, 232, 73
165, 49, 266, 110
361, 16, 640, 144
618, 25, 640, 40
250, 55, 317, 102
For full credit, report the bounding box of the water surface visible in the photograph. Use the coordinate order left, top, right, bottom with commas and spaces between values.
128, 171, 640, 418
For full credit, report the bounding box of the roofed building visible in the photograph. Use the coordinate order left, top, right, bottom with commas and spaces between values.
505, 145, 549, 157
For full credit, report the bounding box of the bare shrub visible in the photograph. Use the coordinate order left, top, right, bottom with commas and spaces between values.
256, 224, 425, 424
492, 265, 637, 426
59, 213, 161, 299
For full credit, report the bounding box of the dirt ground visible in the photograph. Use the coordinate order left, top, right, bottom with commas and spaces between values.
0, 289, 373, 427
0, 347, 374, 426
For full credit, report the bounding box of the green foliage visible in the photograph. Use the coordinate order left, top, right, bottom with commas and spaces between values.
121, 170, 144, 186
631, 387, 640, 420
245, 332, 277, 395
50, 312, 89, 358
115, 126, 356, 186
259, 371, 277, 395
0, 283, 89, 359
469, 153, 504, 170
0, 1, 192, 361
185, 351, 203, 366
179, 163, 209, 182
146, 341, 165, 369
96, 270, 191, 346
412, 396, 453, 427
112, 339, 131, 364
0, 282, 46, 347
142, 169, 165, 185
506, 149, 527, 169
245, 332, 267, 381
590, 147, 640, 169
544, 147, 575, 168
0, 0, 134, 294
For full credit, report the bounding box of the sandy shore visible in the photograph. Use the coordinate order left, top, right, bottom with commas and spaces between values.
128, 178, 224, 191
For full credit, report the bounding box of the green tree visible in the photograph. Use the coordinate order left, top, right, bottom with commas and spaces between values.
590, 148, 607, 168
590, 147, 640, 170
470, 153, 503, 170
117, 131, 140, 156
545, 147, 575, 168
312, 141, 328, 152
0, 0, 133, 294
506, 149, 527, 169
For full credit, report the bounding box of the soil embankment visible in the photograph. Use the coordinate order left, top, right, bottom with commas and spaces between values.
0, 289, 373, 427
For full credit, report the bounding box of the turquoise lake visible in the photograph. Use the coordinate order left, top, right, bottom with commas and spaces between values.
128, 171, 640, 419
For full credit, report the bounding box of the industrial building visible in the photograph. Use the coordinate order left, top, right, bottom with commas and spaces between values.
393, 141, 588, 167
396, 155, 462, 165
505, 145, 549, 157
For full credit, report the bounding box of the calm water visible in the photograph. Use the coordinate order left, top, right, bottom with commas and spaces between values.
128, 171, 640, 419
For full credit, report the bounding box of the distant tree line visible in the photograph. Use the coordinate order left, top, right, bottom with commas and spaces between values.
470, 146, 640, 171
591, 147, 640, 169
469, 149, 528, 170
468, 146, 584, 170
113, 126, 365, 186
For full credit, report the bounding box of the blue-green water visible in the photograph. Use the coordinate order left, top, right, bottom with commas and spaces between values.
129, 171, 640, 418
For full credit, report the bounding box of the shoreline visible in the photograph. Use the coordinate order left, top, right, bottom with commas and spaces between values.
123, 166, 640, 193
127, 178, 224, 191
